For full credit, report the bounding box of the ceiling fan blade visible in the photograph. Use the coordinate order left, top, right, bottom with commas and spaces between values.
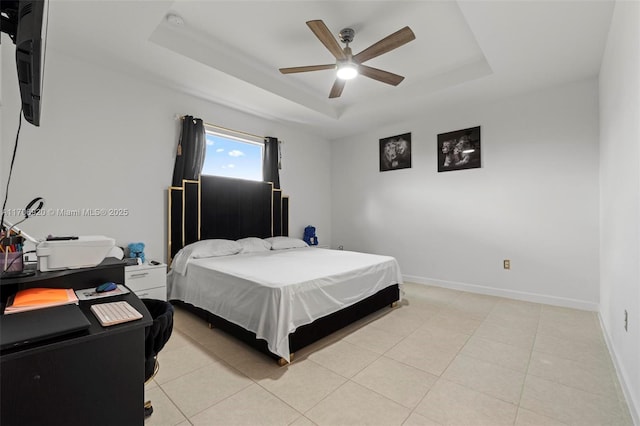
279, 64, 335, 74
353, 26, 415, 64
306, 20, 347, 61
358, 64, 405, 86
329, 79, 346, 98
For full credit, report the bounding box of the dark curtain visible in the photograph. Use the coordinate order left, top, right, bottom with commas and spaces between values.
263, 136, 280, 189
172, 116, 206, 187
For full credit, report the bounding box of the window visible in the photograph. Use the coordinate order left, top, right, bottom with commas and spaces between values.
202, 129, 263, 181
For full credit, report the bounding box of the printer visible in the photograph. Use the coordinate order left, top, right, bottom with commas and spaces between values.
36, 236, 115, 272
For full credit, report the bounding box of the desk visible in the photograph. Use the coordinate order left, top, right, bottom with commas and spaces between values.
0, 259, 152, 426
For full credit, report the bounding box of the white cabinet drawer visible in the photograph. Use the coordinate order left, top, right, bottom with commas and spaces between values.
125, 262, 167, 301
133, 286, 166, 301
125, 270, 161, 292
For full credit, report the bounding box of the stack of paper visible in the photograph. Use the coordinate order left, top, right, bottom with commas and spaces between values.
4, 288, 79, 314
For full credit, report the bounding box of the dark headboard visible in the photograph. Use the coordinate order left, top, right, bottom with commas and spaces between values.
168, 175, 289, 263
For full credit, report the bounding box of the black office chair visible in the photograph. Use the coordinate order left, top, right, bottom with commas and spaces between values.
142, 299, 174, 418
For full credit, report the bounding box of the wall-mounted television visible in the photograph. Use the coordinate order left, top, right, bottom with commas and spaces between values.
1, 0, 49, 126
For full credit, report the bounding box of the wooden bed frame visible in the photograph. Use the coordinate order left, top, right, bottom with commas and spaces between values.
167, 175, 400, 364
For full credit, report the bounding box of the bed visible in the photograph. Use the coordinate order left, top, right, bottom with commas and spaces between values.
167, 175, 402, 364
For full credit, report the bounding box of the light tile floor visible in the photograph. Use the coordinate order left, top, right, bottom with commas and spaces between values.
145, 283, 634, 425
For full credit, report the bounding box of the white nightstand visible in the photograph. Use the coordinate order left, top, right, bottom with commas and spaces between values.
125, 261, 167, 301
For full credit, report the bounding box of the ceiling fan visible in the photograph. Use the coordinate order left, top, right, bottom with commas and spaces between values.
279, 20, 416, 99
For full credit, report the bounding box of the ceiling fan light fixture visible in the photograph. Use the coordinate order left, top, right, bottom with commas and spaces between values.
279, 20, 415, 97
336, 62, 358, 80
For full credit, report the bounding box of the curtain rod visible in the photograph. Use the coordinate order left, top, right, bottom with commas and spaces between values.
176, 114, 264, 141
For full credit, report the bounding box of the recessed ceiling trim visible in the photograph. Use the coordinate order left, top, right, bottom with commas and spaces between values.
150, 21, 340, 119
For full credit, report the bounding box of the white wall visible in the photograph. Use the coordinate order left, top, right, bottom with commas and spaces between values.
599, 0, 640, 422
331, 78, 600, 310
0, 34, 5, 192
1, 44, 332, 262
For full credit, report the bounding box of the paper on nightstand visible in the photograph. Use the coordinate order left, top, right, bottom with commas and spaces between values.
75, 285, 130, 301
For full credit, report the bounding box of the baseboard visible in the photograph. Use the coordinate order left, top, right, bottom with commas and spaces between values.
598, 314, 640, 426
402, 274, 599, 311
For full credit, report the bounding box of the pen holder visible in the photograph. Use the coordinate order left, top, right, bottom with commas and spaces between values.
2, 250, 23, 273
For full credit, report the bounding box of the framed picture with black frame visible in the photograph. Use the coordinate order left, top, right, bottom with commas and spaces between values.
437, 126, 481, 172
379, 132, 411, 172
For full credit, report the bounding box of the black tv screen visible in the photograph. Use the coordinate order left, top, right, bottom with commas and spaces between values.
1, 0, 48, 126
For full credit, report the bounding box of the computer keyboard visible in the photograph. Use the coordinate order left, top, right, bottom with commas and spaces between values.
90, 301, 143, 327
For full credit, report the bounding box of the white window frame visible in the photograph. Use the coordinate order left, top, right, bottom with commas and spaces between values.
202, 126, 264, 182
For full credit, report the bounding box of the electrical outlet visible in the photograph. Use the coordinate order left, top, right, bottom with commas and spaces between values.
624, 310, 628, 332
503, 259, 510, 270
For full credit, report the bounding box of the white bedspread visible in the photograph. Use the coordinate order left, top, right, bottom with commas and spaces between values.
167, 248, 403, 361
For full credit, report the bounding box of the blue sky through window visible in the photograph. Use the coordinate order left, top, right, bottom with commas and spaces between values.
202, 133, 263, 181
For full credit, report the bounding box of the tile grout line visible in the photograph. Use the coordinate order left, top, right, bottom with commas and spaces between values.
396, 287, 472, 426
513, 303, 542, 425
159, 325, 270, 424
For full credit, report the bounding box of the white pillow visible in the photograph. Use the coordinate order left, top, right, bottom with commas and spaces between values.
170, 239, 241, 276
237, 237, 272, 253
188, 239, 242, 258
265, 236, 309, 250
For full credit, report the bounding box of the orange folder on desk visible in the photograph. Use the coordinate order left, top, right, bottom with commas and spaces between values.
4, 288, 79, 314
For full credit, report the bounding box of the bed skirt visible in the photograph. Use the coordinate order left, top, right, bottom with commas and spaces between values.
171, 283, 400, 362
